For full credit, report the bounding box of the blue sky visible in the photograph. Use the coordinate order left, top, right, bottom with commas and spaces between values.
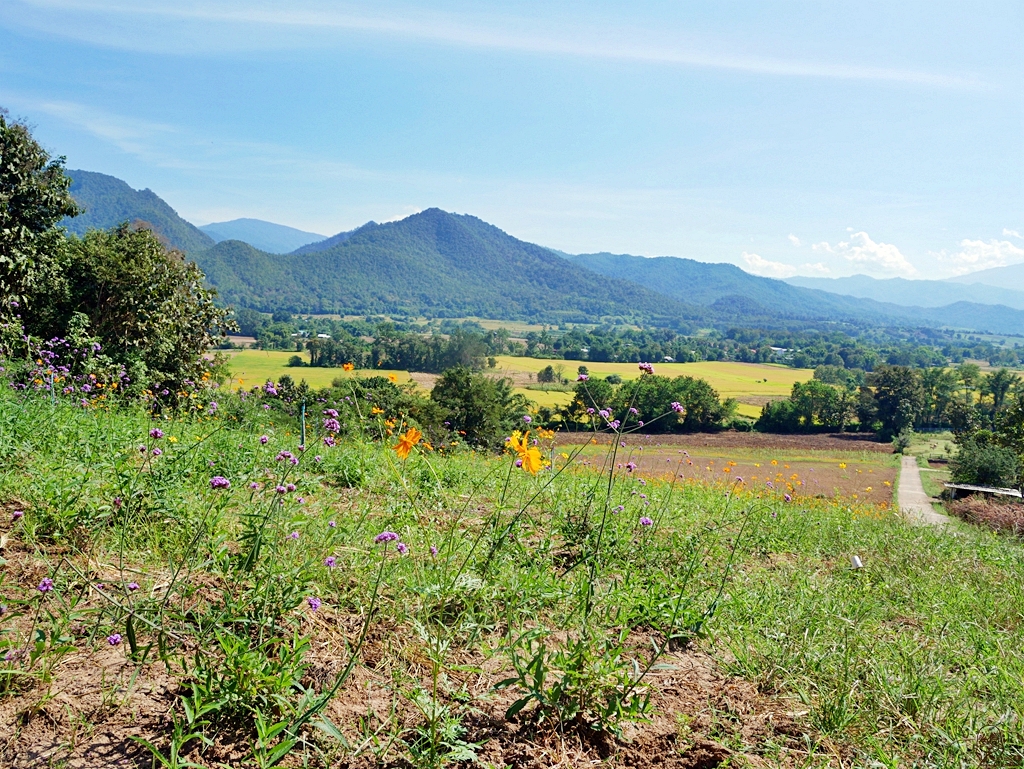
2, 1, 1021, 279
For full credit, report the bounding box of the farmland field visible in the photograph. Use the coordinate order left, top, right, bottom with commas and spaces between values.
224, 352, 813, 418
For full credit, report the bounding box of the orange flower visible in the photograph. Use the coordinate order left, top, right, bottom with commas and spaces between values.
388, 373, 398, 383
343, 362, 355, 372
521, 446, 544, 475
371, 406, 384, 415
393, 427, 422, 459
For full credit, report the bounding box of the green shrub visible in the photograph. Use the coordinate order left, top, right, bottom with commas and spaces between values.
950, 438, 1021, 488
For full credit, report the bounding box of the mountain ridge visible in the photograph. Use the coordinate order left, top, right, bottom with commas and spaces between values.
199, 218, 325, 254
786, 273, 1024, 311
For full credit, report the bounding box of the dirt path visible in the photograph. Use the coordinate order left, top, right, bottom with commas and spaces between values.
898, 455, 950, 526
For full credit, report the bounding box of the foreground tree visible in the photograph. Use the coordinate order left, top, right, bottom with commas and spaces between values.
0, 109, 78, 350
23, 225, 233, 394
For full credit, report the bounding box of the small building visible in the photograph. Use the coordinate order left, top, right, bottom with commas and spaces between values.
944, 483, 1023, 501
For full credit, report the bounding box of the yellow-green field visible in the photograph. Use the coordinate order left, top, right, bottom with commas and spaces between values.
490, 356, 814, 416
221, 350, 410, 390
222, 351, 812, 417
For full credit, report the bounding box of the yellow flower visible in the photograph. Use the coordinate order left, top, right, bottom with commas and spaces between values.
865, 487, 873, 492
343, 362, 355, 372
839, 463, 847, 469
521, 446, 544, 475
754, 463, 761, 468
168, 436, 178, 443
560, 452, 569, 459
771, 460, 778, 466
388, 373, 398, 383
392, 427, 422, 459
536, 427, 555, 441
422, 441, 433, 451
507, 431, 528, 455
371, 406, 384, 415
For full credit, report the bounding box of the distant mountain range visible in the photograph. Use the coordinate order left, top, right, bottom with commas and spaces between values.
786, 274, 1024, 311
947, 262, 1024, 289
64, 170, 214, 253
199, 219, 325, 254
60, 168, 1024, 335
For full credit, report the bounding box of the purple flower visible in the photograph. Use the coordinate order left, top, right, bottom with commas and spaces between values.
315, 455, 323, 462
522, 415, 532, 424
149, 428, 164, 439
323, 435, 336, 447
608, 420, 620, 429
323, 418, 341, 433
288, 531, 300, 540
599, 409, 609, 418
374, 531, 399, 543
784, 494, 792, 502
430, 545, 438, 556
289, 457, 299, 466
766, 481, 774, 489
638, 362, 654, 375
249, 482, 259, 489
626, 462, 637, 472
614, 505, 624, 513
515, 458, 523, 467
396, 543, 408, 555
297, 497, 305, 504
324, 556, 337, 568
38, 577, 54, 593
107, 633, 122, 646
638, 421, 644, 427
324, 408, 339, 417
264, 381, 278, 396
286, 483, 296, 492
263, 404, 271, 410
151, 447, 163, 457
629, 407, 638, 415
328, 520, 336, 528
138, 445, 147, 453
207, 401, 218, 413
210, 476, 231, 490
307, 596, 322, 611
275, 485, 287, 495
260, 435, 269, 444
12, 510, 23, 521
587, 407, 595, 414
577, 373, 589, 381
639, 516, 653, 527
670, 401, 684, 414
95, 583, 105, 591
128, 582, 139, 591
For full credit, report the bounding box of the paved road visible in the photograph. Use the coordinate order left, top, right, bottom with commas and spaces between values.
897, 455, 950, 526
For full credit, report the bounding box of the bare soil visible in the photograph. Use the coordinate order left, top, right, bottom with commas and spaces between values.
557, 431, 892, 453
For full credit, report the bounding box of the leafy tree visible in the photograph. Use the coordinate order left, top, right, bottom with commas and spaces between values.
950, 436, 1021, 489
866, 365, 925, 439
537, 365, 556, 383
430, 366, 530, 448
955, 362, 982, 405
0, 110, 78, 348
25, 225, 233, 395
982, 368, 1021, 413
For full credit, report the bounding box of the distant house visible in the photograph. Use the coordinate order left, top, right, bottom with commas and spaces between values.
663, 356, 675, 362
316, 333, 331, 339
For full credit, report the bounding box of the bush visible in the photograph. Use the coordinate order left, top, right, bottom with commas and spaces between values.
950, 438, 1021, 488
430, 366, 530, 448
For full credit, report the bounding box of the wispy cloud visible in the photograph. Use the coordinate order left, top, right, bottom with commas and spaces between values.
742, 252, 828, 278
787, 234, 801, 247
1003, 228, 1022, 239
812, 231, 917, 277
933, 238, 1024, 275
8, 0, 986, 88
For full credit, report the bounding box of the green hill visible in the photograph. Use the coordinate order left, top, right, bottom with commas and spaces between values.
63, 170, 214, 253
192, 209, 709, 326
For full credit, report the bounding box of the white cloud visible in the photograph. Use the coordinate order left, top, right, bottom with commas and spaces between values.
787, 234, 801, 247
801, 262, 831, 276
933, 238, 1024, 275
5, 0, 986, 88
743, 252, 797, 278
1003, 228, 1022, 239
812, 231, 916, 277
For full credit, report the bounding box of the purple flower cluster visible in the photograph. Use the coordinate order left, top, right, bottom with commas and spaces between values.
577, 373, 589, 381
639, 516, 653, 527
209, 476, 231, 489
323, 418, 341, 433
374, 531, 399, 543
670, 401, 684, 414
638, 362, 655, 375
307, 596, 322, 612
264, 381, 278, 396
149, 428, 164, 439
107, 633, 122, 646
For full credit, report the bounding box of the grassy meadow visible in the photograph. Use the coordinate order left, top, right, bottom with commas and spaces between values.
1, 383, 1023, 768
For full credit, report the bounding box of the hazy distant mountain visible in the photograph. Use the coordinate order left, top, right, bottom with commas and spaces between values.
786, 274, 1024, 311
947, 263, 1024, 289
290, 222, 380, 254
63, 170, 214, 253
192, 209, 706, 326
199, 218, 325, 254
567, 252, 1024, 335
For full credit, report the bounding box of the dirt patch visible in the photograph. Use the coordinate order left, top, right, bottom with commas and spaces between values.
948, 497, 1024, 536
407, 372, 439, 390
557, 431, 892, 453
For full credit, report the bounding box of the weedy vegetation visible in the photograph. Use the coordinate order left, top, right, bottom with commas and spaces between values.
0, 366, 1023, 768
